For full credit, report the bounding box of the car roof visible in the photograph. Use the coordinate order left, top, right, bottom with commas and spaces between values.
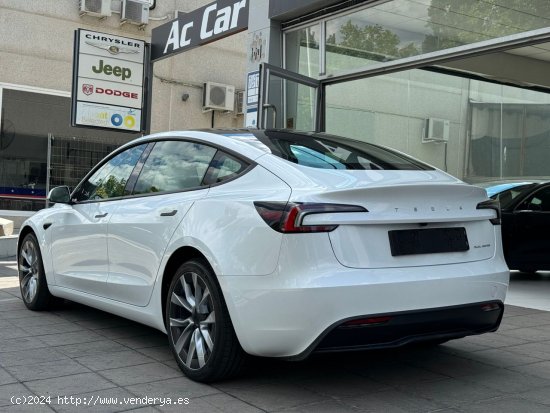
123, 129, 273, 161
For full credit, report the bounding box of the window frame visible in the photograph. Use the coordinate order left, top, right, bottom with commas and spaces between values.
70, 137, 255, 204
70, 142, 149, 204
514, 184, 550, 213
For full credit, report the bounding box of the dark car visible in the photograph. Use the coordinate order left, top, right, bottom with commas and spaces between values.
482, 181, 550, 272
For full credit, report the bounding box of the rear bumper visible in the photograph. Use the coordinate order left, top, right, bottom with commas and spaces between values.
313, 301, 503, 356
218, 233, 510, 358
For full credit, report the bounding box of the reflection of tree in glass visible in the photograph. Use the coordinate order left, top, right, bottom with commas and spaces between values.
423, 0, 546, 53
327, 21, 419, 61
299, 28, 319, 49
95, 175, 127, 199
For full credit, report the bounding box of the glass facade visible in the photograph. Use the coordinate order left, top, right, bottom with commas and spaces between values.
324, 69, 550, 181
285, 24, 321, 78
325, 0, 550, 76
282, 0, 550, 183
0, 88, 138, 211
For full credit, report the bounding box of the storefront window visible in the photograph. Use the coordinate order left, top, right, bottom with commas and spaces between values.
325, 69, 550, 182
0, 89, 137, 211
467, 81, 550, 180
324, 0, 550, 76
285, 24, 320, 78
0, 90, 49, 210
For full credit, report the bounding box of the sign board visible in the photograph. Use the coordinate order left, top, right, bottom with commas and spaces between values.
71, 29, 147, 132
151, 0, 249, 62
245, 70, 259, 128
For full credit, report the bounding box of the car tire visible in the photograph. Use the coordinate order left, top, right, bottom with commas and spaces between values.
166, 259, 247, 382
18, 232, 58, 310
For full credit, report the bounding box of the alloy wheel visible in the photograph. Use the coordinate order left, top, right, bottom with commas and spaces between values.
169, 271, 216, 370
19, 239, 40, 303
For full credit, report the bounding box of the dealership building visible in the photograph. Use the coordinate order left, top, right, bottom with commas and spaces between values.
2, 0, 550, 218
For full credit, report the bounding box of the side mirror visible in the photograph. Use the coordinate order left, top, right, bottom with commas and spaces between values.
48, 186, 71, 204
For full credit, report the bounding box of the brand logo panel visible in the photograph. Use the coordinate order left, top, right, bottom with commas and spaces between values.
75, 102, 141, 132
77, 79, 143, 109
79, 30, 145, 64
78, 55, 143, 86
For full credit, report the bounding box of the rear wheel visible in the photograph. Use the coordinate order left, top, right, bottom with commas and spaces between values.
18, 233, 57, 310
166, 259, 246, 382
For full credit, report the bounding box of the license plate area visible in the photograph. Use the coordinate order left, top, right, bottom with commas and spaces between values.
388, 227, 469, 256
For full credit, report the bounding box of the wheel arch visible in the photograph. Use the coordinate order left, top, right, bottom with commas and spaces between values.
160, 246, 217, 325
17, 225, 35, 254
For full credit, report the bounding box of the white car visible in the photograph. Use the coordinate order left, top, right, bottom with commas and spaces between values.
18, 130, 509, 382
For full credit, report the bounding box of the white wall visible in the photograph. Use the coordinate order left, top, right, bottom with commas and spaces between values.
0, 0, 247, 133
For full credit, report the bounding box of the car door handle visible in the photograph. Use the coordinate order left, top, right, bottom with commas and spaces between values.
95, 213, 108, 218
160, 209, 178, 217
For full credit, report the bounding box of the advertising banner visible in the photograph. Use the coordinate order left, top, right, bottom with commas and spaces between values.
75, 102, 142, 132
72, 29, 147, 132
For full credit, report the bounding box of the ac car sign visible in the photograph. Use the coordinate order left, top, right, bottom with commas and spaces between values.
151, 0, 248, 61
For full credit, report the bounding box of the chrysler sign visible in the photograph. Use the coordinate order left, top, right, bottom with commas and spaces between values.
151, 0, 248, 61
71, 29, 147, 132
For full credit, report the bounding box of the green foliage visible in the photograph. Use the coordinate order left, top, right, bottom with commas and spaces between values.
95, 175, 127, 199
423, 0, 548, 53
328, 20, 420, 61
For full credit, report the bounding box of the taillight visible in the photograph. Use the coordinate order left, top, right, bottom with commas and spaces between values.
254, 201, 367, 233
476, 199, 501, 225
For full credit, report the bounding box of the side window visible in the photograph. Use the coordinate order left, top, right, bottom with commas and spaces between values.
203, 152, 249, 185
73, 144, 146, 202
518, 187, 550, 212
133, 140, 217, 194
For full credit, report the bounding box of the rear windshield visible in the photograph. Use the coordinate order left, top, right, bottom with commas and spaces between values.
252, 131, 433, 171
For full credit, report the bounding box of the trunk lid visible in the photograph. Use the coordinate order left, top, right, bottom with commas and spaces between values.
257, 157, 497, 269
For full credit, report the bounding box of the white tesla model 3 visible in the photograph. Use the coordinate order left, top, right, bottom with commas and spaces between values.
18, 130, 509, 382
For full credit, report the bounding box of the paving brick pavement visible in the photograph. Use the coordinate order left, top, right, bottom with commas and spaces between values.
2, 258, 550, 412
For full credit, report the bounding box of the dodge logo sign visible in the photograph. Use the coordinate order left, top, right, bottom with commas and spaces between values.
82, 84, 94, 96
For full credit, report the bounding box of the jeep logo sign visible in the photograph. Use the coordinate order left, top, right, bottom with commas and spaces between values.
92, 60, 132, 81
151, 0, 248, 61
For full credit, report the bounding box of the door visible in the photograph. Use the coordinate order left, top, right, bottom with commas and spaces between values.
49, 144, 147, 296
507, 185, 550, 270
105, 140, 219, 306
258, 63, 322, 131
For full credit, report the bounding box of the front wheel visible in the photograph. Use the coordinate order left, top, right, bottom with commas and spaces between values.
166, 259, 246, 382
18, 233, 57, 310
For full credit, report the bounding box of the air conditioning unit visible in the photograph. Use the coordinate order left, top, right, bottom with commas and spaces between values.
235, 91, 245, 115
79, 0, 112, 17
121, 0, 150, 27
423, 117, 450, 143
203, 82, 235, 112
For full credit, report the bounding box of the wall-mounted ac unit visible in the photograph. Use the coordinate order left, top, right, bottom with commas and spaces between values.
235, 91, 245, 115
79, 0, 112, 17
121, 0, 150, 26
203, 82, 235, 112
423, 117, 450, 143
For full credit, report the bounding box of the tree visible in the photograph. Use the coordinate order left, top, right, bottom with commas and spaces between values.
327, 20, 420, 61
423, 0, 547, 53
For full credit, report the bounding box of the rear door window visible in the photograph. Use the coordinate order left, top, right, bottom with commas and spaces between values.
203, 152, 250, 185
133, 140, 216, 195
